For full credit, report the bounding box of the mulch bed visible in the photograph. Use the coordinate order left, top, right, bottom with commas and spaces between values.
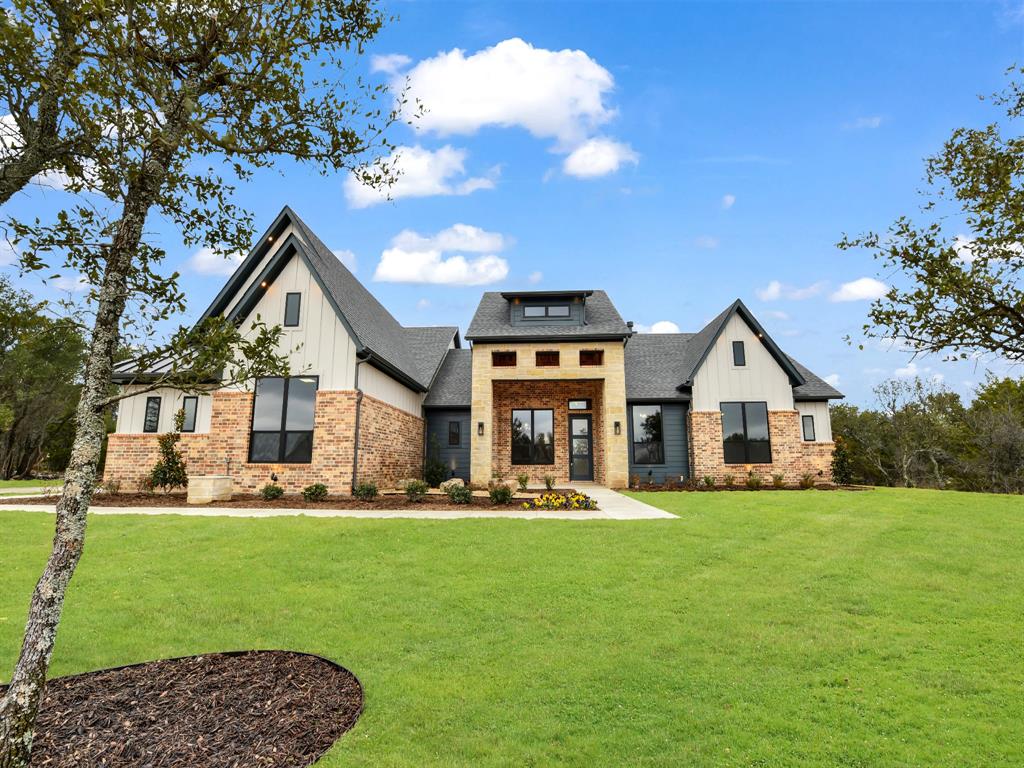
1, 651, 362, 768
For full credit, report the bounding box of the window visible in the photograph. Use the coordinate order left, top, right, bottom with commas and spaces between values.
547, 305, 570, 317
631, 405, 664, 464
732, 340, 746, 367
448, 421, 461, 447
492, 351, 517, 367
143, 397, 161, 433
580, 350, 604, 366
523, 305, 546, 318
802, 414, 816, 441
568, 399, 591, 410
721, 402, 771, 464
536, 350, 559, 366
181, 396, 198, 433
284, 292, 301, 327
522, 305, 570, 319
248, 376, 318, 463
511, 409, 554, 464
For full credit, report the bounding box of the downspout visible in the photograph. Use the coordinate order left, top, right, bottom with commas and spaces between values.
351, 353, 368, 492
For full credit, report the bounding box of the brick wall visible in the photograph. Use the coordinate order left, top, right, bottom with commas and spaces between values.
104, 388, 423, 494
688, 409, 834, 485
490, 379, 605, 485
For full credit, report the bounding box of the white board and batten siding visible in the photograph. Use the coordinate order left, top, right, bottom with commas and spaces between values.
796, 400, 833, 442
691, 314, 795, 411
115, 386, 213, 434
360, 364, 425, 416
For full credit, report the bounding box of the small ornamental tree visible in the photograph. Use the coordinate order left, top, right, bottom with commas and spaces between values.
831, 435, 854, 486
149, 410, 188, 492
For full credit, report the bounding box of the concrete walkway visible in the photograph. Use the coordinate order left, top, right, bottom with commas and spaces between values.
1, 486, 675, 521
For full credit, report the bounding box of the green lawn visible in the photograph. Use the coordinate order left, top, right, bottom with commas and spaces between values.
2, 488, 1022, 766
0, 478, 61, 489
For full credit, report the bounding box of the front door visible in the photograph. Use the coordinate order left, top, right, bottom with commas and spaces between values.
569, 415, 594, 481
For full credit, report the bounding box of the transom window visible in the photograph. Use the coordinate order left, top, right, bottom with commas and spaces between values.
449, 420, 461, 447
631, 405, 664, 464
802, 414, 816, 441
579, 350, 604, 366
249, 376, 318, 463
492, 351, 517, 367
732, 340, 746, 367
523, 304, 570, 318
143, 397, 161, 433
721, 402, 771, 464
284, 292, 301, 327
536, 350, 560, 366
511, 409, 554, 465
181, 396, 198, 433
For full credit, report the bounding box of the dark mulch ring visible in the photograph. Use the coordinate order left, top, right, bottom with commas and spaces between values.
2, 651, 362, 768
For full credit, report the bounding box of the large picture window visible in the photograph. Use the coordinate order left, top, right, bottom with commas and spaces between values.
511, 409, 554, 464
721, 402, 771, 464
248, 376, 318, 463
631, 405, 664, 464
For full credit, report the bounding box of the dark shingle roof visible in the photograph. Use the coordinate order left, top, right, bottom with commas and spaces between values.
789, 358, 844, 400
423, 348, 472, 408
624, 334, 696, 400
465, 290, 630, 340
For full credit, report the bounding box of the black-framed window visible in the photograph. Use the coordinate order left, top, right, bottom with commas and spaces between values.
511, 409, 554, 464
631, 404, 664, 464
802, 414, 816, 441
536, 350, 559, 366
580, 350, 604, 366
143, 397, 161, 433
181, 396, 198, 433
721, 402, 771, 464
284, 292, 301, 327
492, 351, 516, 367
522, 305, 570, 319
448, 420, 461, 447
568, 398, 591, 411
248, 376, 318, 463
732, 340, 746, 366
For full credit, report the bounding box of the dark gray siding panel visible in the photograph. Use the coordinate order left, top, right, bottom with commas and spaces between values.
509, 300, 584, 328
425, 408, 471, 481
627, 402, 689, 483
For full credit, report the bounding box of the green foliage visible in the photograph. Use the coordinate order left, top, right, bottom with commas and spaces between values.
772, 473, 785, 489
424, 436, 448, 488
831, 435, 854, 485
543, 474, 556, 491
302, 483, 328, 502
353, 481, 378, 501
404, 479, 429, 502
723, 474, 735, 487
259, 484, 284, 501
516, 473, 529, 491
703, 475, 715, 488
445, 484, 473, 504
799, 473, 817, 490
745, 472, 762, 490
488, 483, 514, 505
149, 410, 188, 492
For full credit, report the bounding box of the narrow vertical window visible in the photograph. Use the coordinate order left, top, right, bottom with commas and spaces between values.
181, 396, 198, 433
284, 292, 301, 327
143, 397, 161, 433
802, 414, 816, 441
732, 340, 746, 366
448, 421, 461, 447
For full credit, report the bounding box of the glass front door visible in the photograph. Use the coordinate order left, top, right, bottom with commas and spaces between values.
569, 415, 594, 481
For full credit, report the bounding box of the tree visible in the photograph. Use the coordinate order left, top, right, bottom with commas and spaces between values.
0, 1, 397, 762
149, 410, 188, 492
959, 376, 1024, 494
839, 67, 1024, 362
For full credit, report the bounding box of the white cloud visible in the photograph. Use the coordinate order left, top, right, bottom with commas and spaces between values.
51, 274, 89, 292
824, 373, 841, 387
694, 235, 719, 250
562, 137, 638, 178
187, 246, 244, 276
0, 239, 17, 266
763, 310, 789, 320
528, 271, 543, 284
634, 320, 681, 334
894, 361, 919, 378
844, 115, 884, 130
416, 298, 431, 310
398, 38, 617, 147
370, 53, 411, 75
721, 194, 736, 209
373, 224, 510, 286
344, 144, 496, 208
756, 280, 825, 301
952, 234, 1022, 263
830, 277, 888, 302
332, 249, 357, 272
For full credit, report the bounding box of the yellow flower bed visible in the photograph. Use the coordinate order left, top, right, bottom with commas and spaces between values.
521, 492, 598, 511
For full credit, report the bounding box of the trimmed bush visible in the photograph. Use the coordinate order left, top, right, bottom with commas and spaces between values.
260, 483, 284, 500
488, 483, 514, 505
353, 481, 378, 500
799, 473, 817, 490
543, 474, 556, 491
405, 479, 429, 502
772, 473, 785, 489
302, 483, 328, 502
723, 474, 735, 487
439, 478, 464, 493
703, 475, 715, 488
446, 484, 473, 504
516, 473, 530, 491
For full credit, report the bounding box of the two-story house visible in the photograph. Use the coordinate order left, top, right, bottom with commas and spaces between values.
105, 207, 842, 492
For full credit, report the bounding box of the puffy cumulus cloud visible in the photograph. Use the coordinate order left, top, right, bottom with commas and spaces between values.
562, 137, 638, 178
370, 53, 412, 75
721, 193, 736, 209
187, 247, 244, 276
634, 320, 681, 334
332, 249, 357, 272
345, 145, 497, 208
756, 280, 825, 301
373, 224, 510, 286
830, 277, 888, 302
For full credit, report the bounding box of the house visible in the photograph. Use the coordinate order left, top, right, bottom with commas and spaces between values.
105, 207, 843, 492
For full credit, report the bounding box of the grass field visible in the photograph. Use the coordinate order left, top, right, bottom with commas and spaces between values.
2, 488, 1022, 766
0, 478, 62, 489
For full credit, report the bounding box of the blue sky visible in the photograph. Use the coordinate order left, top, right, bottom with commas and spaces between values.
3, 1, 1023, 406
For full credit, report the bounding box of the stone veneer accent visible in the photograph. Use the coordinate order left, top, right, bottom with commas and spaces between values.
688, 409, 834, 485
104, 389, 423, 494
491, 379, 605, 485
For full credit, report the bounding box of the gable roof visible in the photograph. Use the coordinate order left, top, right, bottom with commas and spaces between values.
465, 290, 630, 341
423, 348, 473, 408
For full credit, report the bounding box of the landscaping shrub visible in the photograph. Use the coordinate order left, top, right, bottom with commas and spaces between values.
723, 474, 735, 487
424, 437, 448, 487
439, 477, 464, 493
260, 483, 284, 500
746, 472, 763, 490
799, 473, 817, 490
353, 481, 378, 500
302, 483, 328, 502
831, 435, 854, 485
101, 479, 121, 495
405, 479, 429, 502
521, 492, 598, 511
488, 483, 514, 505
772, 473, 785, 489
445, 484, 473, 504
516, 473, 529, 491
703, 475, 715, 488
149, 410, 188, 492
543, 474, 556, 491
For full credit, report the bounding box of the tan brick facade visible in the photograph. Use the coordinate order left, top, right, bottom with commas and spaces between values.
104, 389, 423, 494
688, 409, 834, 485
490, 379, 605, 485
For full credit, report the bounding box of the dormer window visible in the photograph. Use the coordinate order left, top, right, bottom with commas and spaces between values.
523, 304, 570, 319
284, 292, 301, 327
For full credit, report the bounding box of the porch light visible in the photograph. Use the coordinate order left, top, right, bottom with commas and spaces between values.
614, 421, 621, 435
477, 421, 485, 436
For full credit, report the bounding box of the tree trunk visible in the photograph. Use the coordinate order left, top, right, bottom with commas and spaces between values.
0, 103, 189, 766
